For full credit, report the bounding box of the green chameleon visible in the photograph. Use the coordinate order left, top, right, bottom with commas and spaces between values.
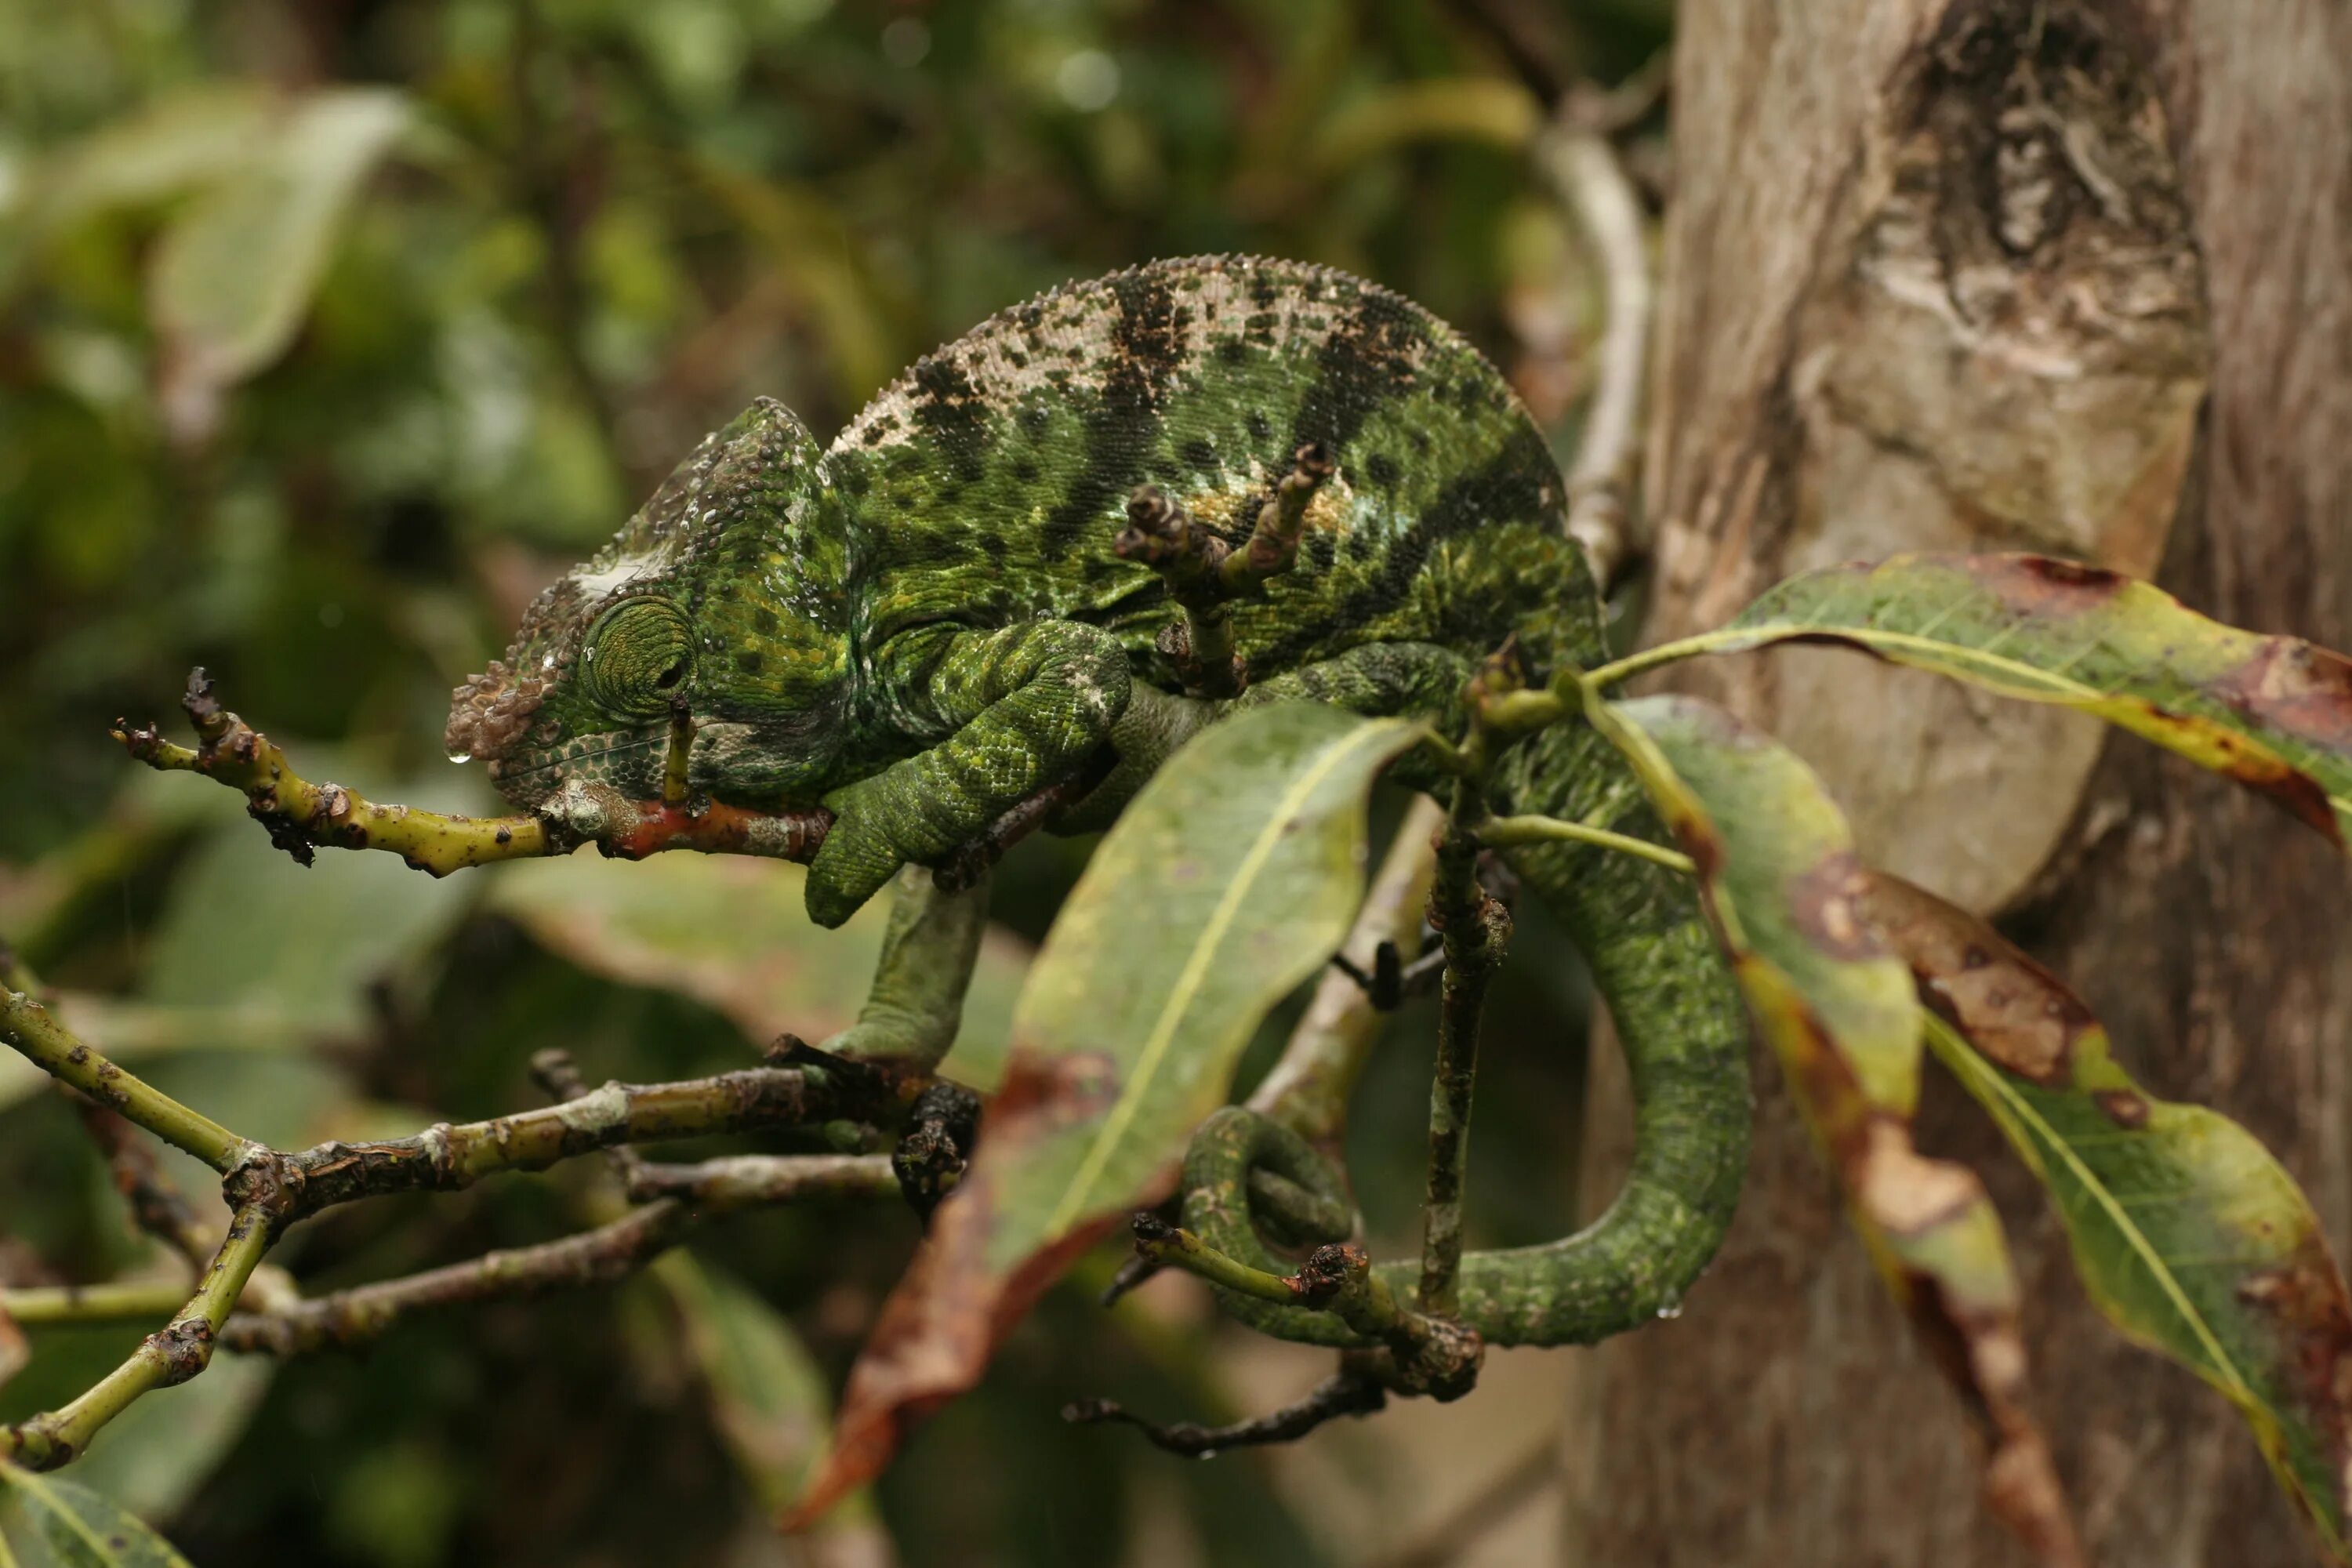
446, 255, 1748, 1348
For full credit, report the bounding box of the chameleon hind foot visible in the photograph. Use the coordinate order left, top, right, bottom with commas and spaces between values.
1112, 442, 1335, 699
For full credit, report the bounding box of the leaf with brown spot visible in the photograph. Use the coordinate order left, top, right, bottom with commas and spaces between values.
1650, 553, 2352, 844
1862, 872, 2352, 1561
787, 704, 1421, 1526
1595, 695, 2084, 1568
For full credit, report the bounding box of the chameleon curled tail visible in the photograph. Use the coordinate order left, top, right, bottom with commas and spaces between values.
1181, 712, 1750, 1347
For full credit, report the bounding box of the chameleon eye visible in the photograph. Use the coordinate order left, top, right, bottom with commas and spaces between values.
579, 599, 695, 717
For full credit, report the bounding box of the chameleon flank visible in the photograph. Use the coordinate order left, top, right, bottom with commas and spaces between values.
451, 255, 1749, 1348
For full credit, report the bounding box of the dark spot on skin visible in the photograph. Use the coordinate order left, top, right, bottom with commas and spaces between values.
1246, 411, 1272, 443
1289, 290, 1432, 461
1018, 403, 1051, 438
735, 650, 765, 674
753, 608, 779, 635
1181, 436, 1217, 474
2092, 1088, 2151, 1127
1215, 338, 1250, 366
1013, 459, 1040, 485
1366, 452, 1400, 487
1038, 269, 1189, 556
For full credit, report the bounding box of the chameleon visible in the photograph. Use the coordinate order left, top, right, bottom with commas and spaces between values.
445, 254, 1748, 1349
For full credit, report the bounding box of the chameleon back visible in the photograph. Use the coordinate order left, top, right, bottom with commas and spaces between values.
825, 255, 1607, 688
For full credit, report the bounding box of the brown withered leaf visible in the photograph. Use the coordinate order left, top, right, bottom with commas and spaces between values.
1595, 695, 2084, 1567
1863, 872, 2352, 1562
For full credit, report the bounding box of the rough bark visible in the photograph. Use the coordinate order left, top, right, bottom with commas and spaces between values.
1565, 2, 2352, 1564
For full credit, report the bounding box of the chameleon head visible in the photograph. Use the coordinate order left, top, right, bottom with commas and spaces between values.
448, 397, 856, 811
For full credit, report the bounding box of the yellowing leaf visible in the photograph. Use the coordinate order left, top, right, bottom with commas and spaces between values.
1596, 695, 2082, 1568
790, 703, 1419, 1526
0, 1465, 194, 1568
1639, 553, 2352, 844
1862, 872, 2352, 1562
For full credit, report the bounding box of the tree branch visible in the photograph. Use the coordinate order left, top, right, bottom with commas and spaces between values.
2, 1207, 273, 1469
117, 669, 832, 877
219, 1200, 690, 1356
1538, 116, 1653, 590
75, 1102, 215, 1269
1248, 795, 1447, 1149
1066, 1371, 1387, 1457
1, 987, 256, 1172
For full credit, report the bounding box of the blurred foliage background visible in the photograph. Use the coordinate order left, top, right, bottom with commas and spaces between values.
0, 1, 1673, 1563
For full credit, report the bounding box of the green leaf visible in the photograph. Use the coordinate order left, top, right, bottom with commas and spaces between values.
142, 809, 474, 1039
1595, 694, 2083, 1568
149, 88, 409, 427
484, 851, 1029, 1089
24, 86, 276, 249
792, 703, 1420, 1526
1862, 872, 2352, 1561
1657, 553, 2352, 844
652, 1252, 891, 1556
0, 1465, 194, 1568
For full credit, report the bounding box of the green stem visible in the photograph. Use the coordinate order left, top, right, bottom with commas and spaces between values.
1582, 627, 1750, 690
1476, 813, 1694, 873
1131, 1215, 1303, 1306
0, 1281, 194, 1327
0, 989, 255, 1171
2, 1207, 274, 1470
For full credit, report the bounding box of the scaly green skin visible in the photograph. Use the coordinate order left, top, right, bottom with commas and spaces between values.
452, 255, 1749, 1348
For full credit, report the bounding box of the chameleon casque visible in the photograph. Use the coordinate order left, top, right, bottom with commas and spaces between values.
446, 254, 1748, 1348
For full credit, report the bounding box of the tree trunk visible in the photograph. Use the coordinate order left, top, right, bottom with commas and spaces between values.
1565, 2, 2352, 1563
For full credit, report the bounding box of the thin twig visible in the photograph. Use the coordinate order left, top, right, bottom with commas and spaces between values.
220, 1201, 689, 1356
2, 1207, 273, 1469
1, 987, 255, 1171
0, 987, 906, 1469
1249, 796, 1446, 1149
74, 1102, 214, 1268
1417, 656, 1518, 1322
247, 1062, 843, 1223
1537, 117, 1653, 590
1065, 1372, 1386, 1457
626, 1153, 898, 1207
118, 669, 832, 877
